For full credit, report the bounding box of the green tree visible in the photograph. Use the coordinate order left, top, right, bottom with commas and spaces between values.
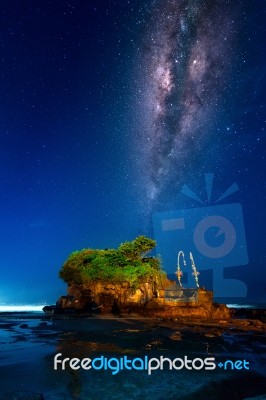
118, 235, 156, 261
59, 235, 166, 290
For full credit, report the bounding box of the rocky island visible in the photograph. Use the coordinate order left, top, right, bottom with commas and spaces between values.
2, 236, 265, 399
49, 236, 230, 320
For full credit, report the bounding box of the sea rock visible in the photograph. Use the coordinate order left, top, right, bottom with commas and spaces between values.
38, 322, 48, 327
204, 333, 215, 338
169, 331, 182, 341
55, 282, 231, 320
19, 324, 28, 329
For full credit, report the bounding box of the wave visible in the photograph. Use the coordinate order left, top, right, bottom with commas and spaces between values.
0, 304, 46, 312
226, 303, 266, 309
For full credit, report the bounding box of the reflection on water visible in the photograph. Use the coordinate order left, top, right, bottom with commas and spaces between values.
0, 314, 265, 399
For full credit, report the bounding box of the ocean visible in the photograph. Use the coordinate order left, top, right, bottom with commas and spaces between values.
0, 306, 265, 399
0, 305, 46, 313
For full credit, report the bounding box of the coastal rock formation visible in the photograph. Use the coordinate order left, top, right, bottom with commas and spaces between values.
57, 281, 155, 313
55, 236, 230, 320
144, 292, 230, 319
56, 283, 230, 320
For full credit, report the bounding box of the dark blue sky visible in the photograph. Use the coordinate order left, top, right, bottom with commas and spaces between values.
0, 0, 265, 304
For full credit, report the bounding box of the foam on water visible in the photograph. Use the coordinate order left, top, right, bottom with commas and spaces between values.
226, 304, 266, 309
0, 305, 46, 312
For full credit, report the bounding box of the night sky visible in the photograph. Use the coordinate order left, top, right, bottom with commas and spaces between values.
0, 0, 265, 304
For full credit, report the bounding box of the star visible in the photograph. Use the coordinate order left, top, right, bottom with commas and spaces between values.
134, 0, 237, 212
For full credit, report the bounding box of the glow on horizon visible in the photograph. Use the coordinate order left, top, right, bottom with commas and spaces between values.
226, 304, 256, 309
0, 305, 46, 312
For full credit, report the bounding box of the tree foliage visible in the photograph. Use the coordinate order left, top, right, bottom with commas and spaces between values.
59, 235, 166, 289
118, 236, 156, 260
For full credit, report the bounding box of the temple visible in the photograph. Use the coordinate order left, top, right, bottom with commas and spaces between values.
43, 240, 230, 320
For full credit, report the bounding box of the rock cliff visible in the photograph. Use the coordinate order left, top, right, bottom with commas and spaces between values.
56, 282, 230, 320
56, 236, 230, 320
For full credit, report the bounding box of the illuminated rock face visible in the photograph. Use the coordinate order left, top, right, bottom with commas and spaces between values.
57, 283, 230, 320
145, 288, 230, 320
58, 281, 156, 312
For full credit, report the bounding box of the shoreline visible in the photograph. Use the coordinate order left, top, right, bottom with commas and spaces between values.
0, 311, 265, 399
1, 311, 265, 333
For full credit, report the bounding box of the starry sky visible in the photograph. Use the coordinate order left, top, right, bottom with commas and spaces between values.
0, 0, 265, 304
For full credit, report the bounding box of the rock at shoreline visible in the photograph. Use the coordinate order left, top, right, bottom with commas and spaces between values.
53, 236, 231, 320
53, 284, 231, 320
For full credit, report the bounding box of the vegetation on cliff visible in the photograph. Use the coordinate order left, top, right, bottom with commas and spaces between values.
59, 236, 167, 290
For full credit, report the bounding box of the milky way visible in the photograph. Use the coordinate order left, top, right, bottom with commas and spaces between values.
135, 0, 238, 212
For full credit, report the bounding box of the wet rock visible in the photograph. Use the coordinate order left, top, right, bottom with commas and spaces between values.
204, 333, 215, 338
145, 339, 162, 349
0, 391, 44, 400
19, 324, 28, 329
38, 322, 48, 327
169, 331, 182, 341
249, 320, 264, 328
204, 330, 222, 337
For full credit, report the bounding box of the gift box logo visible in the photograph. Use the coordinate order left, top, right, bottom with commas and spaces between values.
153, 174, 248, 297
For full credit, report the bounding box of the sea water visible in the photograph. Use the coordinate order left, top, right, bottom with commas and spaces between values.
0, 309, 265, 399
